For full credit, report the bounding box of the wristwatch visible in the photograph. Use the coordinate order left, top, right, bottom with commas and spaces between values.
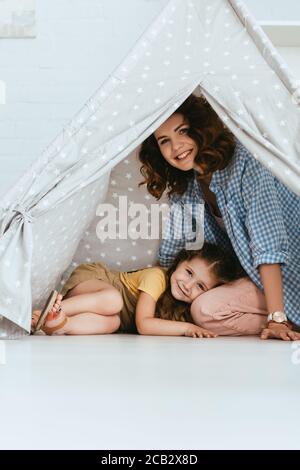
267, 311, 289, 327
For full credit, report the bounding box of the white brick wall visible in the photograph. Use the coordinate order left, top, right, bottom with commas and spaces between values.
0, 0, 168, 196
0, 0, 299, 198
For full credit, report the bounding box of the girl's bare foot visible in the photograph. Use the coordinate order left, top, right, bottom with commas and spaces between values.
42, 307, 68, 335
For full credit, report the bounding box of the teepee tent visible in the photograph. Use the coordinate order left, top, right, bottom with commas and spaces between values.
0, 0, 299, 338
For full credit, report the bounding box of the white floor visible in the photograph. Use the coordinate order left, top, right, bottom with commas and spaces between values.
0, 334, 299, 450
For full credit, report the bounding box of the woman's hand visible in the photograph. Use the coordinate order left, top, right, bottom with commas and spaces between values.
184, 324, 218, 338
260, 322, 300, 341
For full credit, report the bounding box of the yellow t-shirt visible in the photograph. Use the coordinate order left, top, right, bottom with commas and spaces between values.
120, 267, 167, 302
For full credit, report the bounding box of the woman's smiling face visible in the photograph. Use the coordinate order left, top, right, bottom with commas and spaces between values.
154, 113, 198, 171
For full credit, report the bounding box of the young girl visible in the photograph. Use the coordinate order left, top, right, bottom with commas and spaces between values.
139, 94, 300, 341
31, 243, 244, 337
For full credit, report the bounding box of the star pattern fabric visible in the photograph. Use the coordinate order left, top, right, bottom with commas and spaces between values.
0, 0, 299, 337
59, 149, 169, 291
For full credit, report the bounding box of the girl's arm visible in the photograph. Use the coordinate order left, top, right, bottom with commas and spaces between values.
135, 291, 217, 337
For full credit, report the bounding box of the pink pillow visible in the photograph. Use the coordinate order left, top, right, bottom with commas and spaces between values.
190, 278, 268, 336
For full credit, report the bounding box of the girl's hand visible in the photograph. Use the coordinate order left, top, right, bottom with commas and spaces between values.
184, 324, 218, 338
260, 323, 300, 341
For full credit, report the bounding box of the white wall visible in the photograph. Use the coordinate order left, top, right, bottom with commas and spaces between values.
244, 0, 300, 21
0, 0, 299, 197
0, 0, 169, 196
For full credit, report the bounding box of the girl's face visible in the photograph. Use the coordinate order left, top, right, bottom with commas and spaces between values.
170, 257, 218, 304
154, 113, 198, 172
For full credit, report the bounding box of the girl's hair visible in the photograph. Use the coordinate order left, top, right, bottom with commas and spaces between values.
155, 242, 246, 323
139, 94, 236, 199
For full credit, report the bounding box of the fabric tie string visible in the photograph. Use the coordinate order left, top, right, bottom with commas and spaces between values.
0, 205, 34, 237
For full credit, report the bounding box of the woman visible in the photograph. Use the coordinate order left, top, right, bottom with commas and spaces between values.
139, 94, 300, 341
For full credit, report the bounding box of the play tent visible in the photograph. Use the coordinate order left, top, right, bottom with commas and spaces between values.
0, 0, 299, 339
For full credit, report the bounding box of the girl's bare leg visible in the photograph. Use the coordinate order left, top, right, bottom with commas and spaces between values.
32, 279, 124, 335
43, 311, 121, 335
61, 279, 123, 317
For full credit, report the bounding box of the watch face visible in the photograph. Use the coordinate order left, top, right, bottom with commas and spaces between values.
273, 311, 286, 322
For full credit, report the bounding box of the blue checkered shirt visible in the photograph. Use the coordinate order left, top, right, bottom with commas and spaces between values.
159, 141, 300, 326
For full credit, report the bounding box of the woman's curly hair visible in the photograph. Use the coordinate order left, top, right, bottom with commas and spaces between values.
139, 94, 236, 200
155, 243, 246, 323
